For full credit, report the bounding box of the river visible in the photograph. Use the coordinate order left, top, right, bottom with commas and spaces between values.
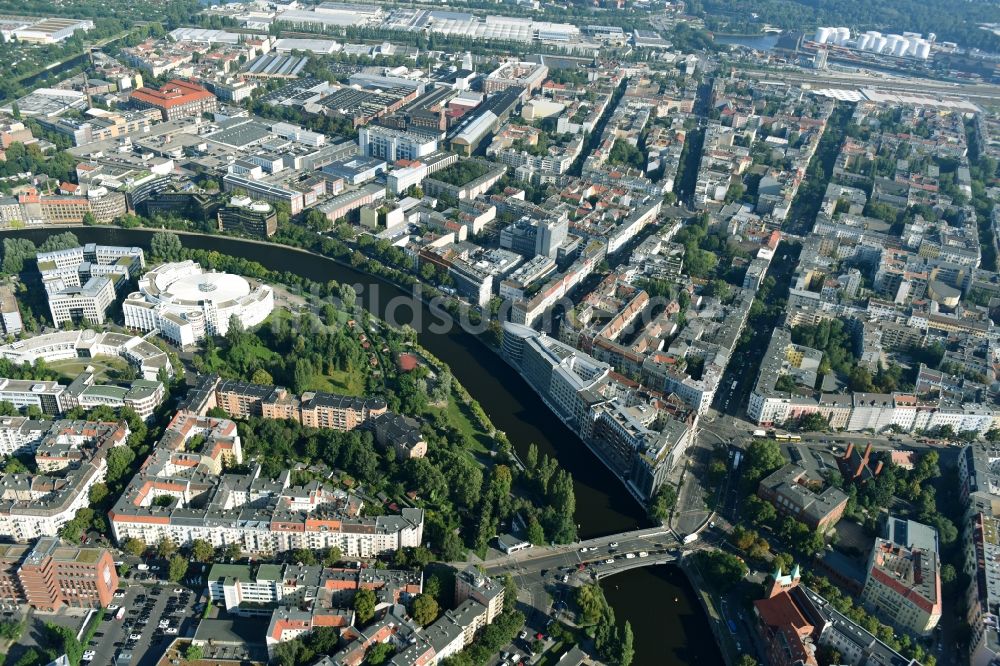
1, 226, 721, 665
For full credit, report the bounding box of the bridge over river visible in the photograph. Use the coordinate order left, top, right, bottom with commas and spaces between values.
472, 525, 702, 582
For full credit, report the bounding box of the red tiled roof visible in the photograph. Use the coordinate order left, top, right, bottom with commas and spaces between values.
130, 79, 214, 109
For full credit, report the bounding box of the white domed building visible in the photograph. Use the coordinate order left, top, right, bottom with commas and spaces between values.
123, 260, 274, 347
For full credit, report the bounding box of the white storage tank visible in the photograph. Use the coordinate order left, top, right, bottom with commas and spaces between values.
835, 27, 851, 45
856, 33, 871, 50
892, 37, 910, 56
884, 34, 901, 52
871, 35, 888, 52
814, 27, 833, 44
915, 40, 931, 59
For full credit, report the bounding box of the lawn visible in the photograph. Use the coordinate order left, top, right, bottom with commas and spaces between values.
308, 369, 365, 397
48, 357, 132, 382
431, 389, 493, 455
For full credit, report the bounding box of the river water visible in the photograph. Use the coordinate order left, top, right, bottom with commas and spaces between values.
2, 227, 721, 664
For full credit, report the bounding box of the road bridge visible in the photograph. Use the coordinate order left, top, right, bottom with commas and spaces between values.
470, 525, 716, 587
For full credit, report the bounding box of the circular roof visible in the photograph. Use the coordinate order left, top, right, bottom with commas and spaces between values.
158, 271, 251, 305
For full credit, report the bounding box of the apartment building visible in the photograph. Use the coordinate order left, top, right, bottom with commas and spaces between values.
957, 445, 1000, 664
312, 566, 506, 666
748, 327, 1000, 434
453, 565, 505, 623
212, 378, 388, 429
109, 411, 423, 557
861, 533, 941, 635
207, 562, 422, 614
0, 537, 117, 611
0, 420, 129, 541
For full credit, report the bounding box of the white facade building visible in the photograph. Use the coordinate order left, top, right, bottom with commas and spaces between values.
123, 261, 274, 346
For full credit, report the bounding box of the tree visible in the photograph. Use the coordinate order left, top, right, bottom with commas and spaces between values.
321, 545, 342, 567
185, 644, 204, 661
251, 368, 274, 385
502, 574, 518, 613
693, 551, 745, 592
649, 483, 677, 522
526, 516, 546, 545
88, 482, 109, 504
354, 587, 377, 625
619, 621, 635, 666
82, 212, 98, 226
410, 593, 439, 626
168, 555, 188, 582
106, 446, 136, 484
123, 537, 146, 557
157, 537, 176, 558
151, 231, 183, 261
742, 439, 785, 493
45, 623, 83, 666
305, 208, 330, 232
0, 618, 23, 641
367, 642, 394, 665
223, 542, 242, 561
746, 495, 777, 526
736, 657, 758, 666
190, 539, 214, 563
291, 548, 317, 565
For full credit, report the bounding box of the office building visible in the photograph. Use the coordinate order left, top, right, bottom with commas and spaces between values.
0, 537, 117, 611
46, 276, 116, 326
359, 125, 438, 162
758, 464, 849, 532
217, 196, 278, 237
123, 261, 274, 346
0, 286, 22, 335
130, 79, 218, 121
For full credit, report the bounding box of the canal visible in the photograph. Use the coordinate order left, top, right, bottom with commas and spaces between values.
1, 226, 722, 664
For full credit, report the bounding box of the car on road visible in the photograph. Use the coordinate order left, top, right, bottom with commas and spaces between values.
604, 558, 615, 564
173, 588, 184, 593
518, 630, 528, 640
165, 628, 178, 635
638, 551, 649, 558
609, 542, 619, 548
82, 652, 95, 663
106, 604, 119, 611
113, 590, 125, 598
625, 553, 636, 559
129, 634, 141, 641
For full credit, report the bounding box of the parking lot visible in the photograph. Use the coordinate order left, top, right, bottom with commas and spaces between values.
87, 582, 201, 666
